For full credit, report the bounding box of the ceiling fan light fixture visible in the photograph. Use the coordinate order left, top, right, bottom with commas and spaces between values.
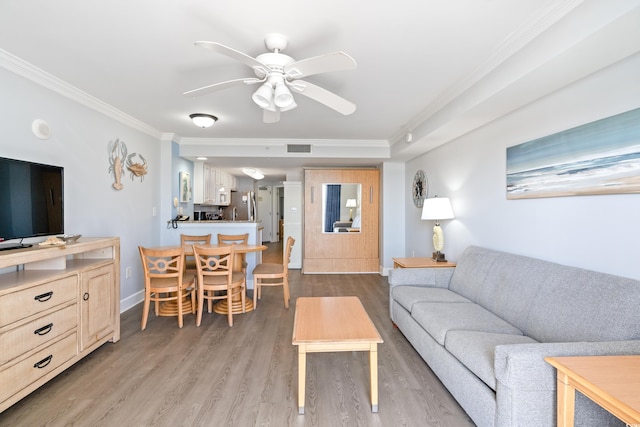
252, 83, 273, 108
186, 34, 357, 124
189, 113, 217, 128
274, 81, 294, 108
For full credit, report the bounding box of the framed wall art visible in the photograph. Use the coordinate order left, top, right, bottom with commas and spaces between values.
179, 171, 191, 202
412, 170, 428, 207
507, 107, 640, 199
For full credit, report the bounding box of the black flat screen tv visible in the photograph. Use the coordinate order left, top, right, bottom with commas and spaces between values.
0, 157, 64, 250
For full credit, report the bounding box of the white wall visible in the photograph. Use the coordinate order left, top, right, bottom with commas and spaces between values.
0, 67, 162, 310
406, 52, 640, 280
380, 161, 405, 275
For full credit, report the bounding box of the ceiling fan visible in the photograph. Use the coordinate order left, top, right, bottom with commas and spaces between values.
184, 34, 357, 123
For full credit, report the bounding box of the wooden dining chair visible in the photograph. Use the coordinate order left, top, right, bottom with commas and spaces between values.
138, 246, 196, 330
193, 244, 246, 327
252, 236, 295, 309
217, 232, 249, 272
180, 233, 212, 274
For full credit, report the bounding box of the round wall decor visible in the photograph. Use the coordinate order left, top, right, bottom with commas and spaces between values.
32, 119, 51, 140
412, 170, 428, 208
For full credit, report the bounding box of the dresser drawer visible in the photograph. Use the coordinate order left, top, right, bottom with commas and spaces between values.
0, 332, 77, 405
0, 275, 78, 326
0, 304, 77, 365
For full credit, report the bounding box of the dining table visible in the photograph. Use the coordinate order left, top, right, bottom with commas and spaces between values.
153, 243, 267, 317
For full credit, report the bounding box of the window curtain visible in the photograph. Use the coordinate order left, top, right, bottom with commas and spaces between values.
324, 184, 341, 232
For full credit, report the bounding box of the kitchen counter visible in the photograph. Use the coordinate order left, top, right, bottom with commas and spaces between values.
182, 220, 259, 223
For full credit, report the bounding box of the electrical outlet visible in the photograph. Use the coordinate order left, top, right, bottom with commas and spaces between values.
152, 207, 156, 217
125, 267, 132, 279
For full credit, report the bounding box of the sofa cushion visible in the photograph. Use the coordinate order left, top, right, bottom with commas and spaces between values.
449, 246, 640, 343
411, 302, 524, 346
392, 286, 471, 313
445, 331, 538, 390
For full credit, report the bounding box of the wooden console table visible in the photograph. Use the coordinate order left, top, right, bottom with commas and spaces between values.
392, 257, 456, 268
545, 355, 640, 426
0, 237, 120, 412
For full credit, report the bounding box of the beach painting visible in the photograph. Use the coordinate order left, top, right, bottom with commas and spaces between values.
506, 107, 640, 199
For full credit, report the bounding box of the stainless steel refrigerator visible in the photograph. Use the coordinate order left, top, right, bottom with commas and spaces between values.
229, 191, 256, 221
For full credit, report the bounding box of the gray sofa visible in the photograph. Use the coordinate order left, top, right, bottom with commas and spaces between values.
389, 246, 640, 427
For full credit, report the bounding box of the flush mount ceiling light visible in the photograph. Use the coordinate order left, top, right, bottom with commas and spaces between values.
189, 113, 218, 128
242, 167, 264, 180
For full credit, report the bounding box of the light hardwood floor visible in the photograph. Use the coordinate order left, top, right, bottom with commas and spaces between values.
0, 242, 474, 426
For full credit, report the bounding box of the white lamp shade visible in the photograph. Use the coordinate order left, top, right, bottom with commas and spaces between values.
274, 82, 294, 108
346, 198, 357, 207
421, 197, 454, 221
252, 83, 274, 109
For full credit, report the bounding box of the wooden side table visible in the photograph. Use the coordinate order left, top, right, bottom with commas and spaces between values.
392, 257, 456, 269
545, 355, 640, 426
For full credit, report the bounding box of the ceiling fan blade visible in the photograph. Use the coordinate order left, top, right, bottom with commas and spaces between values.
289, 80, 356, 115
284, 52, 356, 79
263, 109, 280, 124
195, 41, 269, 74
183, 77, 262, 97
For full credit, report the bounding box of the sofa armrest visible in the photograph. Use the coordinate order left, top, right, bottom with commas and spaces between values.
388, 267, 454, 290
495, 340, 640, 391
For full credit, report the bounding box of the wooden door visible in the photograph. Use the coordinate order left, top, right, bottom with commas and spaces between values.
303, 169, 379, 273
80, 263, 116, 351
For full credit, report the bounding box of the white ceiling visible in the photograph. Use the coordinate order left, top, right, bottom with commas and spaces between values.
2, 1, 638, 180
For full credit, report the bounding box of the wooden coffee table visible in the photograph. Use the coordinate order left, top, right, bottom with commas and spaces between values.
292, 296, 383, 414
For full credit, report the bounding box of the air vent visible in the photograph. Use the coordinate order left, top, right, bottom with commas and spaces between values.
287, 144, 312, 153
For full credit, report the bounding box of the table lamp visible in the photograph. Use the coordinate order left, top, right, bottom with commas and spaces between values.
421, 196, 454, 262
346, 198, 357, 221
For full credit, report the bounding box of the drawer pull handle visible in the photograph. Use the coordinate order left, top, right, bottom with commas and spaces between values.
34, 291, 53, 302
33, 355, 53, 369
83, 292, 90, 301
34, 323, 54, 336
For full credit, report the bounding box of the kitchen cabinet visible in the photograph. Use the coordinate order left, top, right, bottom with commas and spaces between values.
213, 168, 230, 206
193, 162, 215, 204
0, 237, 120, 412
194, 162, 234, 206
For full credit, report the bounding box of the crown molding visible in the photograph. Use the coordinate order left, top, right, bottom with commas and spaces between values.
178, 137, 389, 148
390, 0, 584, 146
0, 48, 162, 139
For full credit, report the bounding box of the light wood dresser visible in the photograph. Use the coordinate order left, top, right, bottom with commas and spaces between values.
0, 237, 120, 412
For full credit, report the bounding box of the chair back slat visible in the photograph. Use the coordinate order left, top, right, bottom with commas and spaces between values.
194, 245, 235, 280
217, 233, 248, 245
139, 246, 184, 279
